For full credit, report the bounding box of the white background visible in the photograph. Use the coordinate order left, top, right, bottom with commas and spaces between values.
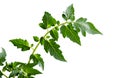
0, 0, 120, 78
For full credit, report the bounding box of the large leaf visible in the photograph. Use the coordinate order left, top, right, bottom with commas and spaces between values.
62, 4, 75, 21
10, 39, 30, 51
0, 48, 6, 66
60, 24, 81, 45
30, 54, 44, 70
75, 17, 102, 35
44, 39, 66, 61
39, 12, 56, 29
50, 29, 59, 41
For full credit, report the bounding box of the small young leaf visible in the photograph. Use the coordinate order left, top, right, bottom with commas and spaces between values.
30, 44, 34, 47
30, 54, 44, 70
10, 39, 30, 51
33, 36, 39, 42
63, 4, 75, 21
46, 36, 50, 39
50, 29, 59, 41
56, 21, 60, 25
41, 12, 56, 29
44, 39, 66, 61
0, 48, 6, 66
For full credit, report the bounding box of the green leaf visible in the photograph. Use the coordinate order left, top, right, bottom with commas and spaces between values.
44, 39, 66, 61
40, 12, 56, 29
63, 4, 75, 21
86, 22, 102, 34
0, 48, 6, 66
39, 23, 46, 29
33, 36, 39, 42
40, 37, 45, 45
60, 24, 81, 45
73, 22, 86, 37
75, 17, 102, 35
56, 21, 60, 25
60, 25, 67, 38
30, 54, 44, 70
50, 29, 59, 41
22, 66, 42, 75
10, 38, 31, 51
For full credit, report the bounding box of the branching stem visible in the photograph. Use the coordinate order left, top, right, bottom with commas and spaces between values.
27, 21, 68, 64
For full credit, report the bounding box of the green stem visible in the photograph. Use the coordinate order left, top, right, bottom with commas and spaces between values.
27, 21, 68, 64
28, 42, 40, 64
43, 22, 68, 38
1, 71, 8, 78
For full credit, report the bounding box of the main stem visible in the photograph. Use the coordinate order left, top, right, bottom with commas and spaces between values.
27, 21, 68, 64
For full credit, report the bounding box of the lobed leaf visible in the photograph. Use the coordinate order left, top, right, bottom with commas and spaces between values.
74, 17, 102, 35
0, 48, 6, 66
10, 39, 31, 51
39, 12, 56, 29
60, 24, 81, 45
62, 4, 75, 21
44, 39, 66, 61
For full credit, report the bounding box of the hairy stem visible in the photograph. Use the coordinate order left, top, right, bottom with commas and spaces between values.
27, 21, 68, 64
